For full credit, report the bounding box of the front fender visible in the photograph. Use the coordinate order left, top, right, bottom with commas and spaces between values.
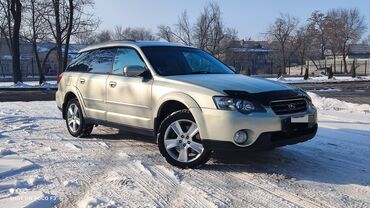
154, 92, 208, 139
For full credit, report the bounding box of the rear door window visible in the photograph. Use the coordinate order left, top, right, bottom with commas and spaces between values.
87, 48, 116, 74
67, 48, 116, 74
66, 52, 90, 72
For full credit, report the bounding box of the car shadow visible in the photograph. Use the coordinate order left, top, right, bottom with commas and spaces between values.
206, 127, 370, 186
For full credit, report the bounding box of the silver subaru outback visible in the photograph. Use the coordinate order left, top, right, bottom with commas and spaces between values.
56, 40, 317, 168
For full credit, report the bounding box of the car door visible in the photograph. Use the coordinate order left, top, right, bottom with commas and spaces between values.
75, 48, 116, 120
106, 47, 153, 129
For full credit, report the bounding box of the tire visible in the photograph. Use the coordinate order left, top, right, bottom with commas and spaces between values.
158, 109, 211, 168
65, 99, 94, 138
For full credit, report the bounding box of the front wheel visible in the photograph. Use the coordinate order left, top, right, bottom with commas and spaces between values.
65, 99, 93, 138
158, 109, 211, 168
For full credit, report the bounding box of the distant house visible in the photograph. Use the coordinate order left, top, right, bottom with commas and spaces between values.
348, 44, 370, 59
324, 44, 370, 60
224, 40, 274, 74
0, 39, 86, 77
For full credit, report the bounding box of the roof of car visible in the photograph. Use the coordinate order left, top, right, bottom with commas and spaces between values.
79, 40, 193, 53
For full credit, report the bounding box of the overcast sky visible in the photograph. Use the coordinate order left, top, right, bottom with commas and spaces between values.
93, 0, 370, 40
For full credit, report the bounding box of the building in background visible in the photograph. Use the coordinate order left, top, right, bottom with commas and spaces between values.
348, 44, 370, 59
0, 39, 85, 78
224, 40, 275, 75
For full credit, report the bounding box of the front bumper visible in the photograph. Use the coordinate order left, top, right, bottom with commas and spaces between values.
193, 105, 317, 150
203, 123, 317, 150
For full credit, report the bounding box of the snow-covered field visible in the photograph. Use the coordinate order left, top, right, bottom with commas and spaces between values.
0, 93, 370, 207
268, 75, 370, 84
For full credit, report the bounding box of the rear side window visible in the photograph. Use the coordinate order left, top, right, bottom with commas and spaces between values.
67, 52, 90, 72
112, 48, 146, 75
67, 48, 116, 74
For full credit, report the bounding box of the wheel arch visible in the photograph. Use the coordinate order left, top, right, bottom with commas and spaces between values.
153, 92, 205, 138
62, 88, 86, 119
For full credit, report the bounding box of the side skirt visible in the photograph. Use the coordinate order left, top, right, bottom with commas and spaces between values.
85, 118, 155, 138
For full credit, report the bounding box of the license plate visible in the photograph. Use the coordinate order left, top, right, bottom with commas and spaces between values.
291, 115, 309, 123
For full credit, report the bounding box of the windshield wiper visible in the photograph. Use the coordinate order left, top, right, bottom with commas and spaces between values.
190, 71, 211, 74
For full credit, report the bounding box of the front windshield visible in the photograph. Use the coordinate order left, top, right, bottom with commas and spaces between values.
141, 46, 235, 76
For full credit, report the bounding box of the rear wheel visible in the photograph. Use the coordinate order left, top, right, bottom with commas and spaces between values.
65, 99, 93, 137
158, 109, 211, 168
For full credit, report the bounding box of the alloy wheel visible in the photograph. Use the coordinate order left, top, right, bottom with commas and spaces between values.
67, 103, 81, 133
164, 119, 204, 163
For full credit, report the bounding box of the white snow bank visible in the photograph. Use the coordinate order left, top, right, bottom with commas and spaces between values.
0, 81, 57, 89
10, 82, 33, 88
40, 82, 57, 89
269, 75, 370, 83
308, 92, 370, 113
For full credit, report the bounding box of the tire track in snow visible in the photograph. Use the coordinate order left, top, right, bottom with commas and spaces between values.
223, 166, 333, 208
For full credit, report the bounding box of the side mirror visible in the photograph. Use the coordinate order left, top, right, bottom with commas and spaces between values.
123, 65, 146, 77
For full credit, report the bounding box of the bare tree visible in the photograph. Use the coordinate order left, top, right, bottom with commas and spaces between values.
43, 0, 98, 76
307, 9, 367, 73
267, 13, 299, 76
157, 2, 237, 58
293, 25, 312, 75
308, 11, 329, 61
22, 0, 51, 84
0, 0, 23, 83
95, 30, 113, 43
334, 8, 367, 73
157, 25, 174, 42
113, 26, 157, 41
325, 10, 346, 73
157, 11, 193, 45
193, 2, 237, 56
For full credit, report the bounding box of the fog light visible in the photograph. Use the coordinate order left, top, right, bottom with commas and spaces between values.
234, 130, 248, 144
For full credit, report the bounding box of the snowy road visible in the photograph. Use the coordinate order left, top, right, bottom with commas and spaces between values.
0, 93, 369, 207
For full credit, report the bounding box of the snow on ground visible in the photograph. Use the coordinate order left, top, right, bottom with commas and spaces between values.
0, 81, 57, 89
0, 94, 369, 207
269, 75, 370, 84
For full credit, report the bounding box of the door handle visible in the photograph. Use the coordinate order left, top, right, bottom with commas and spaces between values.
109, 81, 117, 88
79, 78, 85, 84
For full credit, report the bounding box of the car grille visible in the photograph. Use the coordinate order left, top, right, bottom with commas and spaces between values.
270, 98, 308, 115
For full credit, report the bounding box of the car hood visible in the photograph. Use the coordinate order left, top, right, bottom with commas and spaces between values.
167, 74, 295, 94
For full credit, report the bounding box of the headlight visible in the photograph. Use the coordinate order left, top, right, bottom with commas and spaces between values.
213, 97, 235, 110
213, 96, 263, 114
234, 99, 255, 114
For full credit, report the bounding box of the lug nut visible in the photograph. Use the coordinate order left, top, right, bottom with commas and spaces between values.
183, 144, 186, 147
187, 141, 191, 144
181, 135, 184, 138
179, 140, 182, 143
